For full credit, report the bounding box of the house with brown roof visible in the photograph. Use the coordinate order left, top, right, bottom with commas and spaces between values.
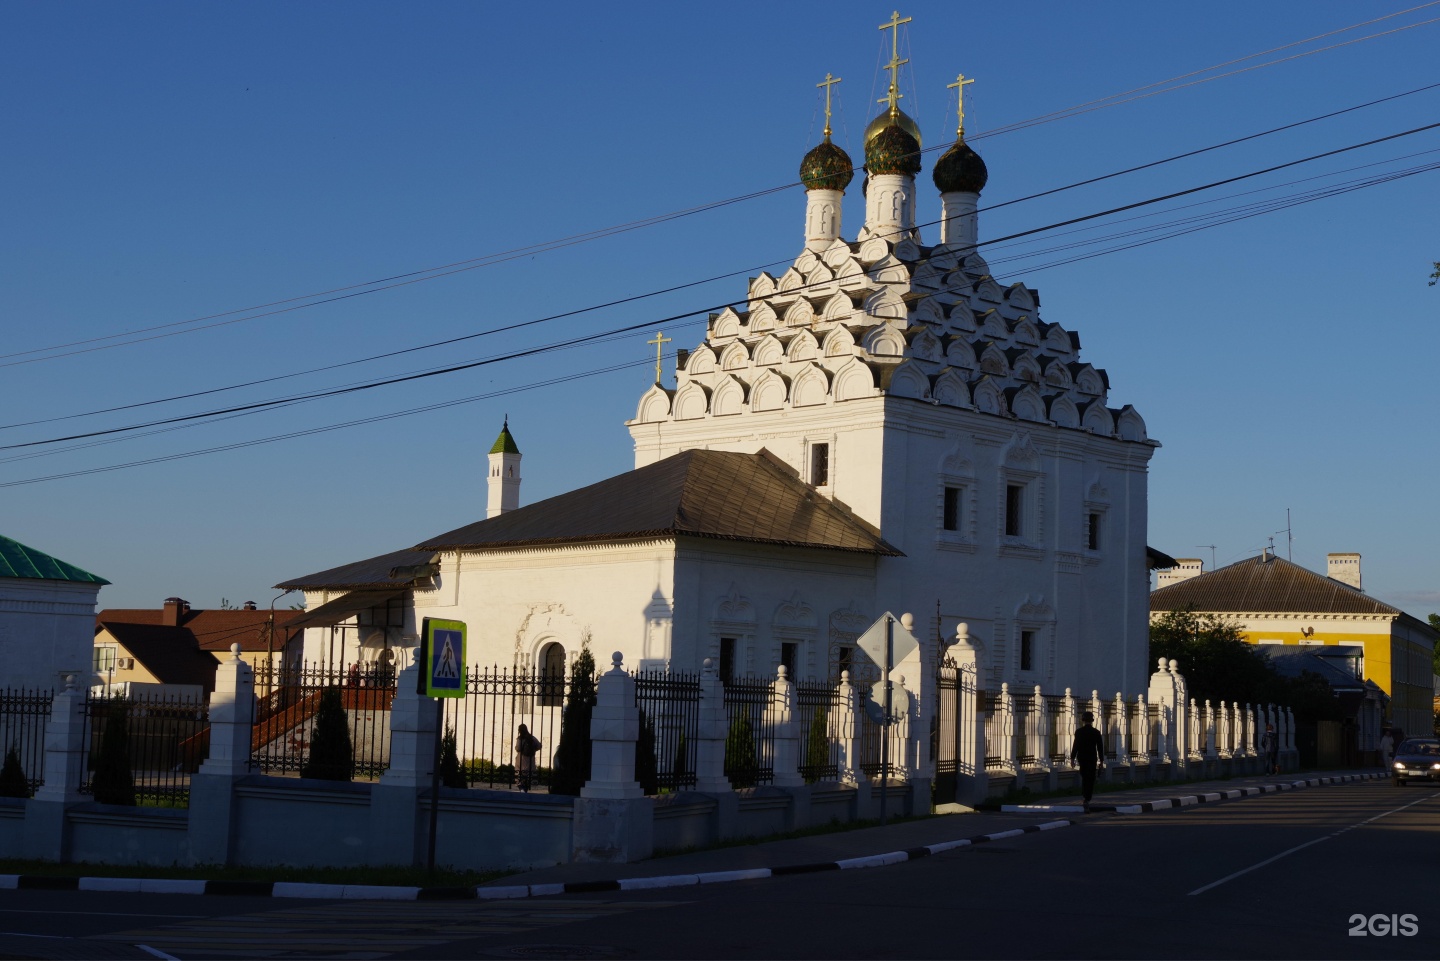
1151, 552, 1437, 740
93, 597, 305, 696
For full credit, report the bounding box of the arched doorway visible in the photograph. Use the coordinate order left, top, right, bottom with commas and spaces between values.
538, 641, 566, 706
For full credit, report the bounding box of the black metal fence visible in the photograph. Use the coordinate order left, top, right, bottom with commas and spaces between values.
81, 692, 209, 806
443, 665, 567, 790
252, 662, 396, 780
634, 670, 701, 792
1045, 695, 1067, 765
795, 679, 842, 782
722, 675, 776, 788
0, 688, 52, 796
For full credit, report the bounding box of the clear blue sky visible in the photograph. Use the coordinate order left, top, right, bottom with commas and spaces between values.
3, 1, 1437, 617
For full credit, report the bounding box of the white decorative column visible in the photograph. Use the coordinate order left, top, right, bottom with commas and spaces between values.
1030, 684, 1051, 773
24, 674, 86, 861
805, 189, 843, 251
573, 653, 652, 864
1112, 692, 1130, 770
190, 644, 258, 866
998, 683, 1018, 775
1133, 693, 1151, 763
368, 646, 437, 868
1189, 699, 1203, 762
1217, 701, 1232, 759
939, 191, 979, 248
1059, 688, 1078, 771
835, 670, 861, 787
950, 623, 988, 806
693, 659, 731, 793
1204, 701, 1218, 760
770, 665, 804, 788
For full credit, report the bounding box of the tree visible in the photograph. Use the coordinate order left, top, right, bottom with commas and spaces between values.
1430, 261, 1439, 286
549, 647, 597, 796
635, 707, 659, 796
438, 726, 466, 789
803, 706, 831, 784
301, 687, 353, 781
1149, 607, 1281, 707
0, 746, 30, 799
1429, 614, 1440, 674
91, 700, 136, 806
723, 713, 758, 789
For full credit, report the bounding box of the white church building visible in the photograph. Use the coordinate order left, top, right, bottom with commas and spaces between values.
281, 41, 1160, 697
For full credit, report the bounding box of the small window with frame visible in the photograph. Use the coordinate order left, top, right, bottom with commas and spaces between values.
1020, 631, 1035, 672
1005, 484, 1025, 537
943, 486, 962, 531
810, 442, 830, 487
1087, 512, 1101, 551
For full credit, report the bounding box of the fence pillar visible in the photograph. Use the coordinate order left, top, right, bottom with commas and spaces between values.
769, 665, 805, 789
1111, 692, 1129, 778
573, 652, 652, 863
1030, 684, 1051, 774
1059, 688, 1078, 772
365, 648, 436, 868
1133, 693, 1150, 767
1204, 701, 1217, 760
24, 674, 87, 861
998, 683, 1018, 775
189, 645, 256, 866
950, 624, 987, 806
693, 659, 731, 793
1188, 698, 1202, 762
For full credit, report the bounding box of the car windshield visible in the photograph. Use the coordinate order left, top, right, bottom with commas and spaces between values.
1398, 740, 1439, 756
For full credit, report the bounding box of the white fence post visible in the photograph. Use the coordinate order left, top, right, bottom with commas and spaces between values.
1204, 700, 1217, 759
573, 652, 652, 864
999, 683, 1018, 774
1112, 692, 1130, 767
1217, 701, 1232, 758
1133, 693, 1150, 762
1031, 684, 1050, 772
693, 658, 731, 793
23, 674, 86, 861
1188, 698, 1202, 761
834, 671, 861, 786
1060, 688, 1078, 771
770, 665, 804, 788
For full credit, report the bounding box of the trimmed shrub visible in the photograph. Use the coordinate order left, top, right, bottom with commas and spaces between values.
439, 726, 466, 789
91, 701, 136, 806
803, 705, 830, 784
550, 647, 597, 796
301, 687, 353, 781
724, 713, 758, 789
0, 746, 30, 799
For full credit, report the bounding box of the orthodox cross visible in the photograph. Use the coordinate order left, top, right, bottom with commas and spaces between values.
878, 10, 912, 115
647, 331, 672, 384
948, 72, 975, 138
817, 73, 842, 140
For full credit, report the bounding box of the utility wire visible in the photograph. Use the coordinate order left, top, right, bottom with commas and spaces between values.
4, 7, 1434, 368
6, 83, 1438, 434
6, 121, 1438, 458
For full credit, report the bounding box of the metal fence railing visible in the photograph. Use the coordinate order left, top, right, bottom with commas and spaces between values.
442, 665, 567, 791
1045, 695, 1067, 765
634, 669, 701, 792
81, 692, 209, 806
722, 675, 775, 788
0, 688, 53, 796
251, 662, 395, 780
795, 679, 842, 783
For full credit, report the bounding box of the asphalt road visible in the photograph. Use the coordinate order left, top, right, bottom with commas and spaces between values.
1, 780, 1436, 960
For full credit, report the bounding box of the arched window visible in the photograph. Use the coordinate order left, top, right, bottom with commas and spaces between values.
538, 642, 566, 707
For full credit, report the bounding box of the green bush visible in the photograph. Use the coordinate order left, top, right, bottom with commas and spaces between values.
91, 701, 136, 806
0, 746, 30, 799
672, 732, 689, 786
803, 706, 830, 784
301, 687, 353, 781
550, 648, 596, 796
724, 713, 758, 789
438, 727, 465, 789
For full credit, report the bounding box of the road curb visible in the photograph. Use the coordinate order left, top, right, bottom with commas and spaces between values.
0, 820, 1075, 903
1001, 771, 1386, 815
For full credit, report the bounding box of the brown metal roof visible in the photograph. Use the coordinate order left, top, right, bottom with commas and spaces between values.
1150, 555, 1401, 616
287, 589, 409, 629
416, 448, 902, 557
275, 547, 437, 592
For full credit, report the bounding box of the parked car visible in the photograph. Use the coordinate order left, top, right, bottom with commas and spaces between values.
1391, 738, 1440, 785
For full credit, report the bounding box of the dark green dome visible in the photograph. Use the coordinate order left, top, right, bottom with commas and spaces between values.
799, 139, 854, 191
865, 122, 921, 177
933, 138, 988, 194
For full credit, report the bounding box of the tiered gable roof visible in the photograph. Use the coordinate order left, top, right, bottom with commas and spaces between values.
1150, 555, 1400, 616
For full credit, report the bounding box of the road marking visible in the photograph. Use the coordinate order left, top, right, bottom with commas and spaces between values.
0, 909, 206, 919
136, 945, 181, 961
1188, 790, 1439, 895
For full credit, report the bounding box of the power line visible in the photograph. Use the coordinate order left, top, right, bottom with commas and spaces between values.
6, 84, 1439, 435
4, 7, 1433, 369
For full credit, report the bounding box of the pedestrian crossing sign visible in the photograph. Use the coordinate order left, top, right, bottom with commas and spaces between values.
420, 618, 466, 698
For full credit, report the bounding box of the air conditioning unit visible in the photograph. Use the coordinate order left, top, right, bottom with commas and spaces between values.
116, 657, 135, 670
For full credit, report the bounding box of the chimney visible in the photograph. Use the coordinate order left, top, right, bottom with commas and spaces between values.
243, 601, 257, 611
1156, 558, 1205, 588
162, 597, 186, 626
1328, 552, 1362, 590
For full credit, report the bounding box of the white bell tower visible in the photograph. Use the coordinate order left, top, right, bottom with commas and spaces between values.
487, 419, 522, 518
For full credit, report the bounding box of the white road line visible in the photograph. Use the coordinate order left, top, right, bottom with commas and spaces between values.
136, 945, 182, 961
1188, 790, 1440, 895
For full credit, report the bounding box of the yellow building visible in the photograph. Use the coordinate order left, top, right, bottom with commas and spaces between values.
1150, 552, 1436, 738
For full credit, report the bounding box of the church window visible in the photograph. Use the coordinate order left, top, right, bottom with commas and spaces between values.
538, 642, 566, 707
720, 638, 737, 681
780, 642, 798, 678
810, 443, 830, 487
943, 486, 962, 531
1087, 512, 1101, 551
1020, 631, 1035, 672
1005, 484, 1025, 537
836, 644, 854, 681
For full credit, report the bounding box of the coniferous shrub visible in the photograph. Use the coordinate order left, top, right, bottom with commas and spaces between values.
91, 701, 136, 806
549, 647, 597, 796
635, 707, 659, 796
301, 687, 353, 781
0, 746, 30, 799
439, 726, 466, 789
803, 705, 831, 784
672, 732, 689, 786
724, 713, 758, 789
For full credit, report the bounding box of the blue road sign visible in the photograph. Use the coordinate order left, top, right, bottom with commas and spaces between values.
421, 618, 466, 698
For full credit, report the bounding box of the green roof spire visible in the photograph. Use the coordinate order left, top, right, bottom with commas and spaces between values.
0, 534, 110, 584
489, 417, 520, 455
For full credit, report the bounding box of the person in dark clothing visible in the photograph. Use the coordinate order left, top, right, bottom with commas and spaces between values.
1070, 711, 1105, 812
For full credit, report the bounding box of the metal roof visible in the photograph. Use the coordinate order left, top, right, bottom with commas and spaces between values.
1151, 554, 1399, 616
286, 588, 409, 629
0, 534, 109, 585
416, 448, 901, 557
275, 547, 437, 592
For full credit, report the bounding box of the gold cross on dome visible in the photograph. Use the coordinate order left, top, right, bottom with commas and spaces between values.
948, 72, 976, 138
647, 331, 672, 385
878, 10, 913, 115
817, 73, 842, 140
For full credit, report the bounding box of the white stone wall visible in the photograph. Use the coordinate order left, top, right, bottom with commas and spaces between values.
0, 578, 104, 690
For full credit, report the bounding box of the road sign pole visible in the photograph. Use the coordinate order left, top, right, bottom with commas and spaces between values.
427, 696, 443, 878
881, 614, 893, 827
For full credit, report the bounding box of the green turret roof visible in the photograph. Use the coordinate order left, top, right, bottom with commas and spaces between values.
0, 534, 109, 584
489, 420, 520, 455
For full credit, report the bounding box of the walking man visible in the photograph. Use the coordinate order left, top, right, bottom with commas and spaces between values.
1070, 711, 1105, 812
